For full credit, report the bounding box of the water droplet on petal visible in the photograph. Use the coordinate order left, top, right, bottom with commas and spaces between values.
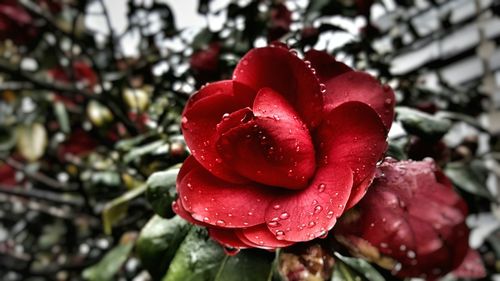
203, 217, 210, 222
279, 212, 289, 220
319, 83, 326, 93
268, 221, 280, 227
216, 220, 226, 226
317, 183, 326, 192
273, 204, 281, 210
314, 205, 322, 214
275, 230, 285, 240
308, 221, 316, 228
326, 211, 334, 218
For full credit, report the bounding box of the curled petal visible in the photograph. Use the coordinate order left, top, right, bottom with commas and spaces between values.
306, 50, 395, 130
236, 225, 295, 249
264, 165, 353, 242
177, 158, 276, 228
181, 81, 254, 183
208, 228, 250, 249
216, 88, 316, 189
316, 101, 387, 208
233, 46, 323, 128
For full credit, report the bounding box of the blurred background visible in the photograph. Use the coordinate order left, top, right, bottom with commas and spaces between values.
1, 0, 500, 280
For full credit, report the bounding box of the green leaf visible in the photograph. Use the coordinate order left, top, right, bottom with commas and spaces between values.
54, 101, 70, 134
146, 168, 179, 218
162, 228, 274, 281
386, 137, 409, 160
396, 107, 452, 139
162, 227, 226, 281
445, 162, 495, 201
123, 139, 167, 164
332, 253, 385, 281
82, 242, 133, 281
102, 185, 146, 235
137, 215, 191, 279
0, 126, 16, 152
215, 249, 274, 281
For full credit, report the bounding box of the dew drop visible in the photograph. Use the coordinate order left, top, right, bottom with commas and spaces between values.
319, 83, 326, 93
273, 204, 281, 210
224, 247, 240, 256
279, 212, 289, 220
317, 183, 326, 192
181, 116, 188, 125
273, 114, 280, 121
314, 205, 323, 214
275, 230, 285, 240
268, 221, 280, 227
308, 221, 316, 228
215, 158, 222, 164
203, 217, 210, 222
407, 250, 416, 258
248, 211, 254, 216
216, 220, 226, 226
326, 211, 334, 218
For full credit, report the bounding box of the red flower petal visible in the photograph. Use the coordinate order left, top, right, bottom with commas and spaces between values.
237, 225, 294, 249
172, 198, 205, 226
264, 164, 353, 242
307, 50, 394, 129
208, 228, 250, 249
315, 101, 387, 208
452, 249, 486, 279
181, 81, 254, 183
177, 158, 276, 228
304, 50, 352, 82
233, 46, 323, 128
216, 88, 316, 189
336, 159, 471, 279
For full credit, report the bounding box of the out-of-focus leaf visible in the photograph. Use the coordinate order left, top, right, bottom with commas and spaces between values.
396, 107, 452, 139
123, 140, 167, 164
445, 162, 495, 201
435, 111, 488, 132
162, 227, 274, 281
386, 137, 409, 160
115, 132, 155, 151
136, 215, 191, 279
332, 253, 385, 281
82, 242, 134, 281
102, 184, 146, 235
0, 126, 16, 152
146, 167, 179, 218
54, 101, 70, 133
16, 123, 47, 162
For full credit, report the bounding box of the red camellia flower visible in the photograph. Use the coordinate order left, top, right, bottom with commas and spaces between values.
57, 129, 98, 161
335, 158, 485, 279
190, 43, 222, 85
267, 3, 292, 42
0, 163, 17, 186
175, 44, 395, 249
0, 0, 38, 44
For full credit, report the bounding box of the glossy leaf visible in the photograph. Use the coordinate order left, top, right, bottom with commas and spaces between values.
445, 162, 495, 201
102, 184, 146, 235
162, 227, 274, 281
136, 215, 191, 279
146, 167, 179, 218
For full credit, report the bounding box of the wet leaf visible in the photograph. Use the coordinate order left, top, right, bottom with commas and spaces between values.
162, 228, 273, 281
146, 167, 180, 218
136, 215, 191, 279
123, 139, 167, 164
